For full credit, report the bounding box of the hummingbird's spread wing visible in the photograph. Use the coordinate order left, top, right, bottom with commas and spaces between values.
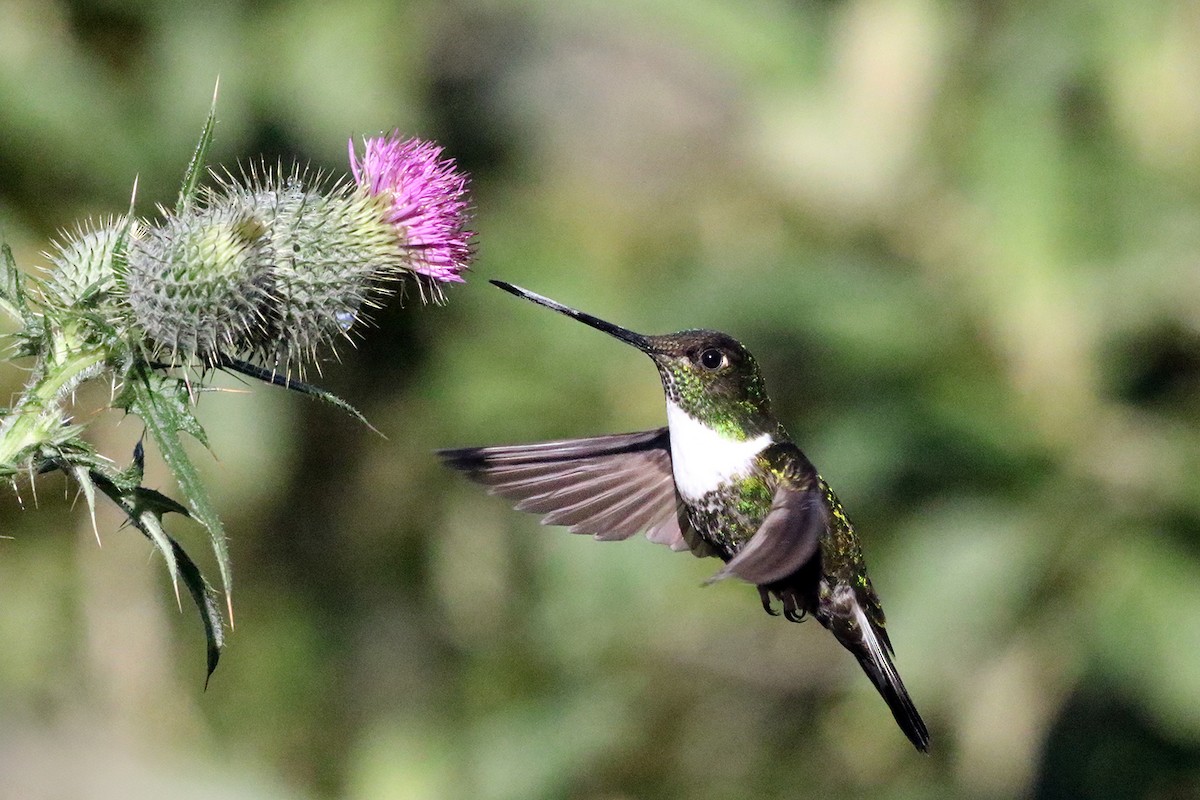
439, 428, 709, 554
708, 445, 827, 586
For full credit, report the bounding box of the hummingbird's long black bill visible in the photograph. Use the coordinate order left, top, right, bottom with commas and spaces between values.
490, 280, 656, 353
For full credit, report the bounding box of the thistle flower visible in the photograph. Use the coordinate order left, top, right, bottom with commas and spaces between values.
1, 101, 478, 682
120, 137, 472, 370
349, 133, 473, 287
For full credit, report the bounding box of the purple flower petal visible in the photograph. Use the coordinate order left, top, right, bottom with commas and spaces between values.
349, 133, 473, 283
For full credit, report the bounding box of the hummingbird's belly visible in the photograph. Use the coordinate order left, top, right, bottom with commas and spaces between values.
682, 477, 773, 558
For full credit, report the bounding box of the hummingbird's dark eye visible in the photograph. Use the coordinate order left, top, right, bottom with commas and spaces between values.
699, 348, 724, 370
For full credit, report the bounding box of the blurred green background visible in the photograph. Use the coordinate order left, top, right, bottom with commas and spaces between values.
4, 0, 1200, 798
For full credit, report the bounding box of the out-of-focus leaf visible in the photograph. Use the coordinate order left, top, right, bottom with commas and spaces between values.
1088, 535, 1200, 738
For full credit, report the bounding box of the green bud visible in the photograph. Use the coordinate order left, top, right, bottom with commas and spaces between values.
124, 203, 270, 363
219, 176, 405, 369
121, 167, 415, 371
42, 219, 127, 308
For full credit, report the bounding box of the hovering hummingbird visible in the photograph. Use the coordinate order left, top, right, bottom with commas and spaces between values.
439, 281, 929, 752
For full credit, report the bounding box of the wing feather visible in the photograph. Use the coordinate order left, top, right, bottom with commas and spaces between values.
439, 428, 704, 554
708, 444, 827, 585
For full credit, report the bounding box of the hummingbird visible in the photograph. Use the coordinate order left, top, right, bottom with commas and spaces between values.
439, 280, 929, 752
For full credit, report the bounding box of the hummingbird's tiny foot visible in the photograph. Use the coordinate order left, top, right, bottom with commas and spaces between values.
782, 592, 808, 623
758, 586, 779, 616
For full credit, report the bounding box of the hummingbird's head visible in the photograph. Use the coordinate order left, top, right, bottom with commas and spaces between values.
491, 281, 778, 440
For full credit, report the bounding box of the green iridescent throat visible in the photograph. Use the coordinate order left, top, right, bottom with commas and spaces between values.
661, 361, 780, 441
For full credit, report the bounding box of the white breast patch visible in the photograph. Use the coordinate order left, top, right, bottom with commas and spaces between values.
665, 400, 772, 501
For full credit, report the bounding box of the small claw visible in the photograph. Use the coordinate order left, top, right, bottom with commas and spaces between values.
758, 586, 780, 616
782, 591, 808, 623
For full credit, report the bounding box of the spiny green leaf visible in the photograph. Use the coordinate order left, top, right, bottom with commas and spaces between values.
169, 535, 224, 684
176, 85, 219, 215
108, 213, 137, 287
160, 377, 210, 448
1, 429, 91, 480
138, 510, 182, 605
125, 363, 231, 620
0, 241, 31, 325
84, 448, 184, 610
108, 486, 184, 609
73, 309, 123, 348
86, 460, 222, 681
115, 369, 211, 449
91, 470, 192, 521
67, 463, 102, 545
3, 313, 50, 361
87, 454, 191, 521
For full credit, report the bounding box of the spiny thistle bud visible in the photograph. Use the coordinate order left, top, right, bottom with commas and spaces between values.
41, 219, 129, 308
124, 202, 271, 363
217, 173, 411, 368
119, 134, 472, 370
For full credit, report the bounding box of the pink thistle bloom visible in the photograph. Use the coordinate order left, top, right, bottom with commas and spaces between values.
349, 133, 473, 283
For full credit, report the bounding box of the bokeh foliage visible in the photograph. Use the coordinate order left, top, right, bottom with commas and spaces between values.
3, 1, 1200, 798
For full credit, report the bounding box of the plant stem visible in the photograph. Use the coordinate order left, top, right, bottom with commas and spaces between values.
0, 318, 108, 472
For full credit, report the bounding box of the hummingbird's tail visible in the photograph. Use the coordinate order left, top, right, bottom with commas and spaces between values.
845, 603, 929, 753
819, 584, 930, 753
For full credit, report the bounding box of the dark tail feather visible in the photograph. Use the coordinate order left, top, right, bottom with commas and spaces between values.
850, 607, 930, 753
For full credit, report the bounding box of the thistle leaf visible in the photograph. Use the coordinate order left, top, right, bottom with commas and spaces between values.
122, 502, 223, 679
124, 364, 231, 617
169, 534, 225, 684
86, 458, 223, 681
176, 86, 219, 215
83, 455, 183, 606
67, 463, 102, 546
156, 375, 211, 449
135, 501, 184, 609
0, 241, 31, 325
